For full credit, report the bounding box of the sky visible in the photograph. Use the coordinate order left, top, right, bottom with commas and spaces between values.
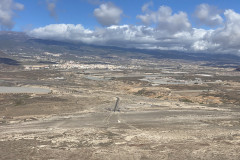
1, 0, 240, 55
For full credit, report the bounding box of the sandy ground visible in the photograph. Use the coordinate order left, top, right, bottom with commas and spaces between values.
1, 65, 240, 160
1, 93, 240, 160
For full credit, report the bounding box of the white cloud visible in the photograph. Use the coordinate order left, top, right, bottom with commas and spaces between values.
191, 10, 240, 54
28, 6, 240, 55
28, 24, 95, 43
141, 1, 153, 12
0, 0, 24, 29
194, 4, 223, 27
28, 23, 199, 51
94, 2, 123, 26
209, 9, 240, 53
137, 6, 191, 34
46, 0, 57, 20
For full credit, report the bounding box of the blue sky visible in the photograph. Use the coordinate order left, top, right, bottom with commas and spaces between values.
1, 0, 240, 54
13, 0, 239, 30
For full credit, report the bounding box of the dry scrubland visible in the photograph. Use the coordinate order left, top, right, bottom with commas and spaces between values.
1, 57, 240, 160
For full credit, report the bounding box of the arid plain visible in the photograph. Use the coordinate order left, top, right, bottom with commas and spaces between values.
1, 32, 240, 159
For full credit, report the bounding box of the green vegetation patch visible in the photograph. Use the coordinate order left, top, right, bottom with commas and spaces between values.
179, 98, 193, 103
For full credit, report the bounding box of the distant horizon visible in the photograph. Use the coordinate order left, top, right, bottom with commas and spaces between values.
2, 31, 240, 61
2, 30, 240, 58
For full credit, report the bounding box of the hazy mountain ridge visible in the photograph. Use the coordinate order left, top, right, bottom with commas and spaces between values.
0, 31, 240, 68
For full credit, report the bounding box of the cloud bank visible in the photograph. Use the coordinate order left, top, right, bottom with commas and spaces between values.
28, 4, 240, 55
0, 0, 24, 29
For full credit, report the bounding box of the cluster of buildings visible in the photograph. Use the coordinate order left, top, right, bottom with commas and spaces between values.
24, 61, 140, 70
24, 65, 50, 70
52, 62, 121, 70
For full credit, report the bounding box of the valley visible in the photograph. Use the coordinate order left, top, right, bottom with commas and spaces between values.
0, 32, 240, 159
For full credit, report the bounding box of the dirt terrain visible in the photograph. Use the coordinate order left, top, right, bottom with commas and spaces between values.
1, 58, 240, 160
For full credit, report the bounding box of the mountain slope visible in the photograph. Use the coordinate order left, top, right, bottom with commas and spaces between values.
0, 31, 239, 68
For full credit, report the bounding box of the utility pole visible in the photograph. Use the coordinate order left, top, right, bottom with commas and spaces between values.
114, 97, 120, 112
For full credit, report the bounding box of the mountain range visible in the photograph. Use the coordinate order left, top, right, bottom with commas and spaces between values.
0, 31, 240, 69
